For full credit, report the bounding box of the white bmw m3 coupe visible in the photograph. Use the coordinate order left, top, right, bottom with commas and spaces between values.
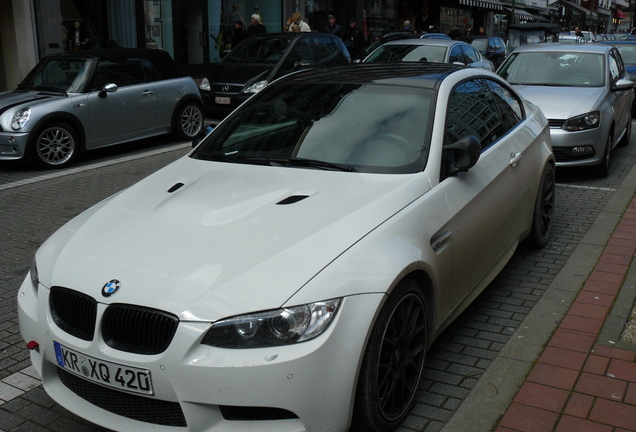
18, 63, 555, 432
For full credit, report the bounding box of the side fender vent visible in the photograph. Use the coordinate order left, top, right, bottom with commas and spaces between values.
276, 195, 310, 205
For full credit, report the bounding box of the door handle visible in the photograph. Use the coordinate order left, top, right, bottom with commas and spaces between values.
509, 152, 522, 167
142, 90, 154, 96
430, 230, 452, 253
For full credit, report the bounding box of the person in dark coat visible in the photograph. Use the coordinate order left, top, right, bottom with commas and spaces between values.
247, 14, 267, 38
232, 20, 247, 48
448, 25, 462, 40
324, 15, 343, 38
343, 18, 364, 56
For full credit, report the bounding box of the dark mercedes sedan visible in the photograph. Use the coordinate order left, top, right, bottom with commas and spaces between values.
199, 33, 350, 120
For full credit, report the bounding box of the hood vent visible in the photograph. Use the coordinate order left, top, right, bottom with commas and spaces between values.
167, 182, 185, 193
276, 195, 310, 205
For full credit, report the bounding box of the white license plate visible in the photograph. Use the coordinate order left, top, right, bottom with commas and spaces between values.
54, 341, 153, 395
215, 96, 231, 105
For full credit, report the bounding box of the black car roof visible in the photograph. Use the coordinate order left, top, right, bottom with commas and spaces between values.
49, 48, 186, 78
275, 62, 465, 88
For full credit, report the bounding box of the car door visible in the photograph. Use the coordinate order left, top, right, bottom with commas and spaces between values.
608, 49, 632, 139
439, 78, 537, 312
86, 57, 158, 149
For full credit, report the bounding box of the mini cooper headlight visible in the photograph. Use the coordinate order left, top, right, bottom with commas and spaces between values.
202, 299, 341, 348
243, 80, 268, 94
11, 108, 31, 130
29, 258, 39, 292
199, 77, 210, 91
563, 111, 600, 131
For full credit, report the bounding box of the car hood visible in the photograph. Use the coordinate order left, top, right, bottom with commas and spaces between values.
207, 62, 275, 86
0, 90, 61, 115
37, 156, 431, 322
511, 85, 604, 120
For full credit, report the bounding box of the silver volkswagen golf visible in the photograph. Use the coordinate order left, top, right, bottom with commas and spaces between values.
0, 48, 203, 168
497, 43, 634, 177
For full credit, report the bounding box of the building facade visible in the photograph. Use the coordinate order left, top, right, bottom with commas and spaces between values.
0, 0, 633, 92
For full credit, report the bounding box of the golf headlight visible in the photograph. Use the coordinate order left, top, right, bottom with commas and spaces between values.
202, 299, 341, 348
30, 258, 39, 292
563, 111, 600, 131
11, 108, 31, 130
243, 80, 268, 94
199, 78, 210, 92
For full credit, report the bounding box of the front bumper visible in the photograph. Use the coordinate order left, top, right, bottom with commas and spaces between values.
17, 275, 383, 432
0, 131, 29, 160
548, 124, 606, 167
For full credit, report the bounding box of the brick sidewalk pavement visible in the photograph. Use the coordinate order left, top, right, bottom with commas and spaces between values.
496, 197, 636, 432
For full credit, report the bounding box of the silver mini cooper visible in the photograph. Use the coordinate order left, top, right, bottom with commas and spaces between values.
0, 48, 203, 168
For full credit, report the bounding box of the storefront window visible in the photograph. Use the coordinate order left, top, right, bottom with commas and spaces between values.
143, 1, 174, 57
60, 0, 101, 51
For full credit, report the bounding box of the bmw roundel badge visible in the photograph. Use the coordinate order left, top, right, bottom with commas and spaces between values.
102, 280, 120, 297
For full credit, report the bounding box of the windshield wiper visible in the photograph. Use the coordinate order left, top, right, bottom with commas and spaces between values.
194, 152, 242, 163
32, 85, 67, 94
255, 157, 357, 172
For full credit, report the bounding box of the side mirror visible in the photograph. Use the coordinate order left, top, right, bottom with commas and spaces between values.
98, 83, 118, 98
443, 135, 481, 177
192, 125, 214, 148
613, 78, 635, 91
294, 60, 311, 70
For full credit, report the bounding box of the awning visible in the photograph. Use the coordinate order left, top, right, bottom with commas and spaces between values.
558, 0, 594, 19
459, 0, 503, 12
614, 8, 627, 19
506, 7, 537, 21
531, 13, 551, 22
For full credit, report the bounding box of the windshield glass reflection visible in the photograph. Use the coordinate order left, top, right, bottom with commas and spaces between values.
192, 82, 434, 174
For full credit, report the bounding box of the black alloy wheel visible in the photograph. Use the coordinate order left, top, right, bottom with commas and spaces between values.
352, 279, 428, 432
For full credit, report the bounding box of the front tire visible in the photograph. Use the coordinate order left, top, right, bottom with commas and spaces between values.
32, 122, 78, 168
593, 131, 612, 178
619, 115, 632, 147
528, 163, 555, 248
351, 279, 427, 432
173, 102, 203, 140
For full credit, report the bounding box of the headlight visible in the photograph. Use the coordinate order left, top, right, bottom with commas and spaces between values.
201, 299, 341, 348
11, 108, 31, 130
199, 77, 210, 92
243, 80, 268, 94
563, 111, 600, 131
29, 258, 39, 291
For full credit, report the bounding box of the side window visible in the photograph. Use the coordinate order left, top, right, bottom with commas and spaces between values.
609, 50, 624, 83
485, 79, 525, 132
449, 45, 463, 63
140, 57, 162, 82
312, 36, 338, 63
461, 46, 479, 64
445, 79, 505, 150
92, 58, 145, 90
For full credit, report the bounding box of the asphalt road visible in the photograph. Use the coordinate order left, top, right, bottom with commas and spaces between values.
0, 128, 635, 432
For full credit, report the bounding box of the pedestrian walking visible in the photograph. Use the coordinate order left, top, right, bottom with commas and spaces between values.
324, 15, 343, 38
343, 18, 364, 56
247, 14, 267, 37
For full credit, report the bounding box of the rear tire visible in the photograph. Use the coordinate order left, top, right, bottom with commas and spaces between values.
528, 163, 555, 248
173, 102, 203, 140
32, 122, 78, 169
351, 279, 427, 432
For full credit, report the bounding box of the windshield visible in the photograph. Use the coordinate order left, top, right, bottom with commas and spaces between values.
366, 45, 446, 63
616, 45, 636, 64
225, 37, 292, 64
20, 58, 92, 93
499, 52, 605, 87
471, 39, 488, 51
192, 82, 434, 174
